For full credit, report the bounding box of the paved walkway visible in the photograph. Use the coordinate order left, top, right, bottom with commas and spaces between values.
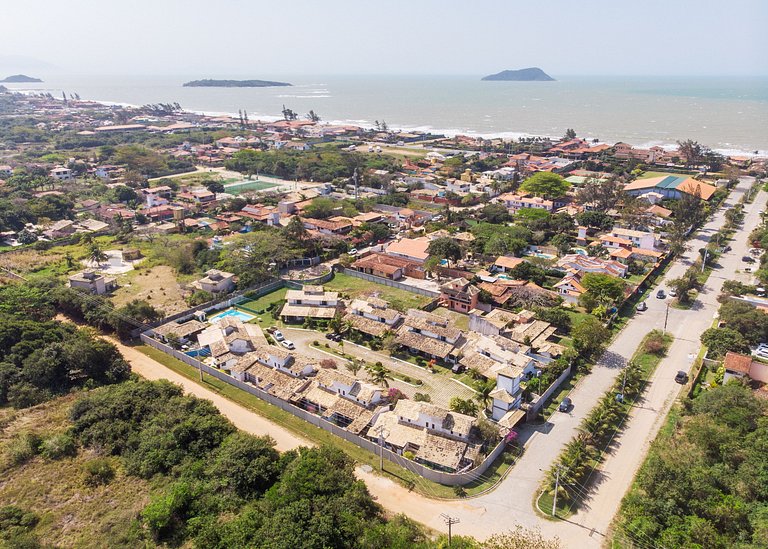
281, 327, 476, 408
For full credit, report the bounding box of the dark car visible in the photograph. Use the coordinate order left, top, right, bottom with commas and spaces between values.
558, 397, 572, 412
656, 289, 666, 299
743, 255, 756, 263
325, 332, 336, 340
722, 245, 732, 252
674, 370, 689, 384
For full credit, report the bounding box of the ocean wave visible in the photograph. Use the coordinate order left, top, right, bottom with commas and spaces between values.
276, 94, 331, 98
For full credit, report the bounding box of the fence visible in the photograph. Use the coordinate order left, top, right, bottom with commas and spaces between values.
341, 268, 440, 298
526, 365, 572, 420
139, 333, 507, 486
137, 278, 283, 337
282, 270, 334, 288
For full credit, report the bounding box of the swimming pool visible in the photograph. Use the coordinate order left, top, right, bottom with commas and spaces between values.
208, 308, 256, 323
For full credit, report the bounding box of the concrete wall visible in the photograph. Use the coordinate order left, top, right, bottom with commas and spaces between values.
526, 365, 572, 420
139, 333, 506, 486
341, 268, 439, 298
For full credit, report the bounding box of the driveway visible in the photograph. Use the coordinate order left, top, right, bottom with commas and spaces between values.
280, 327, 476, 408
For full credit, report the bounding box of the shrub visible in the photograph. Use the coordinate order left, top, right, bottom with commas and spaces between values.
413, 393, 432, 402
5, 433, 41, 466
83, 458, 115, 486
643, 331, 668, 356
40, 433, 77, 460
319, 358, 337, 369
403, 451, 415, 460
453, 485, 467, 497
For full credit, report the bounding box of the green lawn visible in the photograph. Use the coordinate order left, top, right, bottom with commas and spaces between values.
223, 180, 280, 194
637, 170, 693, 180
135, 343, 509, 499
237, 287, 288, 329
325, 272, 432, 310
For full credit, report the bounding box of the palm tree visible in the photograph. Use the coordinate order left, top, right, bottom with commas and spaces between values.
366, 363, 390, 387
345, 358, 363, 377
88, 242, 108, 266
474, 379, 495, 413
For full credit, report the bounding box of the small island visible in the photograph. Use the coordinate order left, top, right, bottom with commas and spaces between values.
1, 74, 43, 83
183, 79, 292, 88
481, 67, 555, 82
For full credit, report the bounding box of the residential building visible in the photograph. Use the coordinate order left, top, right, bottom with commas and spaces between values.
439, 277, 480, 313
50, 166, 73, 181
395, 309, 464, 363
556, 254, 627, 278
194, 269, 236, 294
68, 270, 117, 295
722, 352, 768, 384
496, 192, 554, 213
281, 285, 339, 322
343, 297, 402, 337
623, 175, 717, 201
385, 237, 431, 263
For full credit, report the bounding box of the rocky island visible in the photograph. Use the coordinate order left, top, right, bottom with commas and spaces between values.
183, 79, 292, 88
481, 67, 555, 81
1, 74, 43, 83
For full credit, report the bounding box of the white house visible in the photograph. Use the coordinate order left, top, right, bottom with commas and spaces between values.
394, 400, 476, 442
68, 270, 116, 295
281, 285, 340, 321
195, 269, 236, 294
343, 297, 402, 337
50, 166, 73, 181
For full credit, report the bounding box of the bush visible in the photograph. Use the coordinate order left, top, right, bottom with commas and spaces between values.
5, 433, 41, 466
453, 485, 467, 497
403, 451, 415, 460
319, 358, 337, 369
83, 458, 115, 486
643, 332, 668, 356
413, 393, 431, 402
39, 433, 77, 460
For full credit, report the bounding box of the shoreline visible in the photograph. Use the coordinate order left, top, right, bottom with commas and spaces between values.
8, 88, 767, 158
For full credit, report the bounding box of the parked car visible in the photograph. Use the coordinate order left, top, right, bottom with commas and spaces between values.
558, 397, 572, 412
656, 289, 666, 299
281, 340, 295, 350
722, 245, 732, 252
674, 370, 689, 384
330, 333, 342, 342
752, 343, 768, 359
669, 288, 677, 297
349, 248, 359, 256
742, 255, 756, 263
325, 332, 336, 340
451, 364, 464, 374
273, 330, 284, 342
636, 301, 648, 312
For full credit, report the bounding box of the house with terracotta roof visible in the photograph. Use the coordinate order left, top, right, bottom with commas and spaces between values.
492, 255, 525, 272
556, 254, 627, 278
386, 237, 431, 263
281, 285, 339, 322
439, 277, 480, 313
343, 297, 402, 337
723, 352, 768, 384
624, 175, 717, 201
495, 192, 553, 214
395, 309, 464, 364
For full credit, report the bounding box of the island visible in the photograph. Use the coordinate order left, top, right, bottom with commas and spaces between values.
183, 79, 292, 88
481, 67, 555, 82
1, 74, 43, 83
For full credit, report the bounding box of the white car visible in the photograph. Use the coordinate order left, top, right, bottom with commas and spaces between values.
281, 340, 295, 350
669, 288, 677, 297
273, 330, 284, 342
349, 248, 358, 256
753, 344, 768, 359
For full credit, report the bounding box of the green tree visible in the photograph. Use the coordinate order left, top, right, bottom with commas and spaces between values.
580, 272, 626, 306
449, 397, 479, 416
427, 237, 462, 266
700, 327, 750, 358
302, 197, 336, 219
572, 316, 611, 358
519, 172, 570, 200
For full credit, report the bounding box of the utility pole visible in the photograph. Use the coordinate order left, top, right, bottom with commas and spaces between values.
374, 425, 388, 471
701, 247, 708, 273
353, 167, 360, 199
440, 514, 460, 546
664, 302, 670, 332
552, 465, 563, 517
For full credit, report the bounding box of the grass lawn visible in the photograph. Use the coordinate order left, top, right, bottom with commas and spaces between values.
432, 307, 470, 331
237, 287, 288, 329
324, 272, 432, 311
224, 180, 280, 194
135, 344, 508, 499
637, 170, 693, 179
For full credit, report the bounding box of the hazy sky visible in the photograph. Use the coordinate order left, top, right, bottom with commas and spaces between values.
2, 0, 767, 76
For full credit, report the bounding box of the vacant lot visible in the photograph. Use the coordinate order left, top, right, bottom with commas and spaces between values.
0, 394, 159, 548
111, 265, 188, 315
323, 272, 432, 311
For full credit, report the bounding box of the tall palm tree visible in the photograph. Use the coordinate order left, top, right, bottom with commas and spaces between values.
88, 242, 108, 266
367, 363, 390, 388
474, 379, 495, 412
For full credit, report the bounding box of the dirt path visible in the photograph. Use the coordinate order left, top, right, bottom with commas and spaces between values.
108, 338, 313, 452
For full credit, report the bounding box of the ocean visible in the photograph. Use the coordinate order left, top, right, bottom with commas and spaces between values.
4, 74, 768, 155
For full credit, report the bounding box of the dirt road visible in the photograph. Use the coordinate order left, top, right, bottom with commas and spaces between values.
109, 339, 313, 452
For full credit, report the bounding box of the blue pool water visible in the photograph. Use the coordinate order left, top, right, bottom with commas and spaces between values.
209, 308, 256, 323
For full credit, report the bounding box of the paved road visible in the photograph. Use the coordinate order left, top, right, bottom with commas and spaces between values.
356, 177, 762, 546
99, 178, 760, 547
281, 327, 476, 408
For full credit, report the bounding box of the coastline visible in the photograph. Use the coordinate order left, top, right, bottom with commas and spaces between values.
8, 87, 767, 158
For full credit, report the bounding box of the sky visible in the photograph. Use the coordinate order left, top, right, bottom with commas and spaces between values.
2, 0, 767, 76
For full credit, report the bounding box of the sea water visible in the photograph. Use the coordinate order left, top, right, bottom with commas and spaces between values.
5, 73, 768, 154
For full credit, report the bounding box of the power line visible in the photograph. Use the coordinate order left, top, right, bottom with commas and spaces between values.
440, 513, 460, 547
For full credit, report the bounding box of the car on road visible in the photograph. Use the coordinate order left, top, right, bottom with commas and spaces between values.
272, 330, 284, 342
558, 397, 572, 412
656, 289, 666, 299
669, 288, 677, 297
281, 340, 295, 350
636, 301, 648, 312
349, 248, 358, 256
674, 370, 689, 384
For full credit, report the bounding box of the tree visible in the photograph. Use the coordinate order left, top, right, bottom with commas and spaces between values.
564, 128, 577, 140
449, 397, 479, 416
519, 172, 570, 200
700, 327, 749, 359
302, 197, 335, 219
306, 110, 321, 123
668, 267, 700, 304
677, 139, 705, 168
572, 317, 611, 358
208, 432, 280, 498
576, 211, 614, 231
345, 358, 363, 377
580, 272, 626, 306
480, 203, 511, 224
87, 241, 108, 266
203, 179, 225, 194
366, 362, 390, 387
221, 231, 300, 286
575, 177, 625, 212
474, 379, 495, 412
427, 237, 462, 266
